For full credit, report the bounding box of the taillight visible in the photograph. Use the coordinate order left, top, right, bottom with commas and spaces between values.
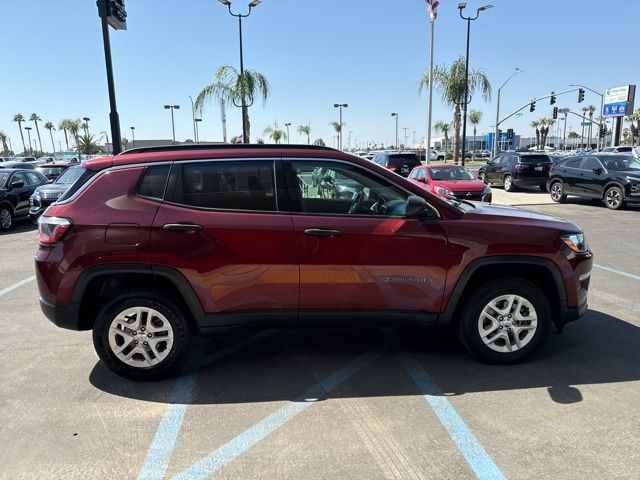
385, 165, 396, 170
515, 164, 524, 172
38, 216, 73, 244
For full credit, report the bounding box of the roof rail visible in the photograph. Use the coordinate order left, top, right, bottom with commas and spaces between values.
119, 143, 338, 156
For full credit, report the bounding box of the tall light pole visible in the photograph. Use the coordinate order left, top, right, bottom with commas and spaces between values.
130, 126, 135, 148
164, 105, 180, 144
82, 117, 91, 136
458, 2, 493, 166
391, 113, 399, 150
493, 67, 522, 156
284, 122, 291, 144
570, 84, 605, 149
195, 118, 202, 142
188, 95, 198, 142
402, 127, 409, 150
25, 127, 33, 155
219, 0, 261, 144
334, 103, 348, 150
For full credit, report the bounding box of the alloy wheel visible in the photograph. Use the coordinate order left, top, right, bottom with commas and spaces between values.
477, 294, 538, 353
0, 208, 12, 230
551, 183, 564, 201
605, 188, 622, 209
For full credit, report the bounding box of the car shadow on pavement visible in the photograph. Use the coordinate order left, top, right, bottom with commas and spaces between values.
89, 309, 639, 405
0, 220, 37, 235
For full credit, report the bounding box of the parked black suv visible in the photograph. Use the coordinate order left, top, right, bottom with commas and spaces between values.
479, 152, 553, 191
548, 154, 640, 210
372, 152, 422, 177
0, 169, 48, 231
29, 165, 87, 221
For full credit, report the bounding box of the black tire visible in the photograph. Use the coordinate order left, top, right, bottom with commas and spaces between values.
604, 185, 625, 210
503, 175, 516, 192
549, 181, 567, 203
478, 172, 486, 184
93, 290, 193, 380
457, 278, 552, 364
0, 205, 13, 232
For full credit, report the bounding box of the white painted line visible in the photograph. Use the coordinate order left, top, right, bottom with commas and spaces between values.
593, 264, 640, 282
0, 276, 36, 297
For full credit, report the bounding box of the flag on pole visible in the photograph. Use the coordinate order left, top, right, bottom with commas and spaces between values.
427, 0, 439, 22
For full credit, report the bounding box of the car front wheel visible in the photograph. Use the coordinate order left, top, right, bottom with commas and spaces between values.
0, 206, 13, 232
550, 181, 567, 203
604, 186, 625, 210
93, 290, 193, 380
457, 278, 551, 363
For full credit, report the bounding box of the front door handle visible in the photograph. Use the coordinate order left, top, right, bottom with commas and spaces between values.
304, 228, 342, 238
163, 223, 204, 233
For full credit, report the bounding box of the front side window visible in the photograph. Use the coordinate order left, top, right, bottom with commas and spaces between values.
416, 168, 426, 181
25, 172, 42, 185
10, 172, 26, 186
171, 160, 277, 212
581, 157, 603, 171
291, 160, 410, 217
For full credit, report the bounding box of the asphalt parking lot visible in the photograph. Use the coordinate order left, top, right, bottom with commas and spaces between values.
1, 192, 639, 480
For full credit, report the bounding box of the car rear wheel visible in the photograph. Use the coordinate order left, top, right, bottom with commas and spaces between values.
93, 290, 193, 380
0, 206, 13, 232
457, 278, 551, 363
503, 175, 516, 192
604, 186, 625, 210
550, 181, 567, 203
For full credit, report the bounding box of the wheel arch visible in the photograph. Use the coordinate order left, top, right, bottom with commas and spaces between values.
601, 181, 627, 199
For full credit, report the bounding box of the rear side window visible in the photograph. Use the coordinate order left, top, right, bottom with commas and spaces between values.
563, 158, 582, 168
57, 169, 97, 203
137, 165, 170, 200
171, 160, 277, 212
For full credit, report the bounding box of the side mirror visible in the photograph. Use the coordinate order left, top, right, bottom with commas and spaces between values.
10, 180, 25, 189
405, 195, 427, 218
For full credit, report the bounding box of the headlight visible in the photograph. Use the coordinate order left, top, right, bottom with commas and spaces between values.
561, 233, 588, 253
434, 186, 454, 196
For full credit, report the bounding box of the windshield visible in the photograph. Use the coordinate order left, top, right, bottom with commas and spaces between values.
0, 172, 10, 187
519, 155, 551, 164
55, 167, 86, 185
601, 147, 615, 153
429, 167, 475, 181
600, 156, 640, 171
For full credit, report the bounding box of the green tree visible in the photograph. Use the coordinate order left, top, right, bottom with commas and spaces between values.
0, 131, 8, 154
433, 121, 451, 158
530, 120, 541, 149
13, 114, 26, 153
30, 113, 43, 153
76, 133, 103, 154
67, 119, 82, 149
263, 123, 286, 144
121, 137, 129, 149
539, 118, 555, 148
44, 122, 56, 153
313, 138, 326, 147
297, 124, 312, 145
625, 108, 640, 145
469, 110, 482, 158
195, 65, 269, 143
58, 119, 72, 150
419, 56, 491, 163
567, 131, 580, 148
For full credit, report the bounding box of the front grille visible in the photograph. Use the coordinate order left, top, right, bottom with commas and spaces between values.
631, 184, 639, 192
452, 191, 484, 200
40, 191, 61, 200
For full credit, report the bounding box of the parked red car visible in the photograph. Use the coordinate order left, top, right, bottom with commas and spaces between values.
408, 165, 492, 202
36, 144, 591, 379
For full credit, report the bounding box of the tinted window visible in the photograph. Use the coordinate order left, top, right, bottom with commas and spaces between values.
387, 154, 420, 167
291, 160, 409, 216
57, 169, 97, 203
26, 172, 42, 185
137, 165, 170, 200
519, 155, 550, 164
600, 156, 640, 171
616, 147, 632, 152
581, 157, 602, 171
172, 161, 276, 212
0, 172, 10, 186
563, 158, 582, 168
10, 172, 26, 185
56, 166, 86, 185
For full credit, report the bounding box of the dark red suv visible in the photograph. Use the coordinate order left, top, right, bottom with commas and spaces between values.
35, 145, 593, 379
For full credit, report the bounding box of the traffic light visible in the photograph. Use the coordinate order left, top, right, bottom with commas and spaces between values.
550, 92, 557, 105
507, 128, 514, 139
578, 88, 585, 103
553, 107, 558, 119
530, 101, 536, 112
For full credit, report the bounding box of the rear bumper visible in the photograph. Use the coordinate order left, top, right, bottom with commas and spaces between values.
512, 175, 548, 187
40, 298, 84, 330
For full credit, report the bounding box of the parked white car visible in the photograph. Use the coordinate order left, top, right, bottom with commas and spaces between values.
599, 146, 640, 158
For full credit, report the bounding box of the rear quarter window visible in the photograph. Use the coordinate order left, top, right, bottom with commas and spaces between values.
57, 169, 97, 203
136, 165, 171, 200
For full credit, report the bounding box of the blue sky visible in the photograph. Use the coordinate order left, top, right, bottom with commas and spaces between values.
1, 0, 639, 151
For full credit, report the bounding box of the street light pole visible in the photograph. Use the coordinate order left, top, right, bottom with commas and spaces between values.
458, 3, 493, 166
493, 68, 522, 157
284, 122, 291, 144
25, 127, 33, 155
189, 95, 197, 142
130, 126, 135, 148
219, 0, 261, 144
391, 113, 398, 150
195, 118, 202, 142
82, 117, 91, 136
164, 105, 180, 144
334, 104, 348, 150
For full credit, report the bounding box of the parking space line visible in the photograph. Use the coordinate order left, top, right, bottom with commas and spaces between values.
594, 264, 640, 282
0, 276, 35, 297
383, 330, 506, 480
171, 344, 385, 480
137, 331, 277, 480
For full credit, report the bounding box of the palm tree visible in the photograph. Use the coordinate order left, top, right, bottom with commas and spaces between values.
469, 110, 482, 158
76, 134, 103, 154
58, 119, 71, 150
530, 120, 541, 149
0, 131, 8, 154
13, 114, 26, 153
567, 131, 580, 149
44, 122, 56, 153
419, 56, 491, 163
539, 118, 555, 148
297, 124, 312, 145
313, 138, 326, 147
195, 65, 269, 143
68, 119, 82, 149
30, 113, 43, 153
625, 108, 640, 145
584, 105, 596, 148
433, 121, 451, 159
263, 123, 286, 144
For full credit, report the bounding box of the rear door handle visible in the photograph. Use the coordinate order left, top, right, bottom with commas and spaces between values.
163, 223, 204, 233
304, 228, 342, 238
